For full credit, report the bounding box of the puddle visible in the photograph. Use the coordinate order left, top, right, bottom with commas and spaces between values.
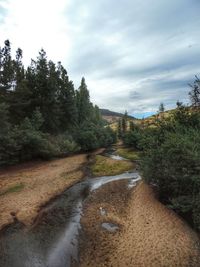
128, 177, 139, 188
101, 222, 119, 233
109, 154, 126, 161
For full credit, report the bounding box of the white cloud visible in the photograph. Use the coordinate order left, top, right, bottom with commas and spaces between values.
0, 0, 71, 64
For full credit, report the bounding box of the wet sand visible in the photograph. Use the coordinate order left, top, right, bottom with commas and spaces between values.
79, 180, 200, 267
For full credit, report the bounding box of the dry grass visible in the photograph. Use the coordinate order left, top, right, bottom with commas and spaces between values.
91, 155, 134, 176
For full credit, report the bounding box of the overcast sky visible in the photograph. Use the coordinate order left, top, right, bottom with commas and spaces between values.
0, 0, 200, 118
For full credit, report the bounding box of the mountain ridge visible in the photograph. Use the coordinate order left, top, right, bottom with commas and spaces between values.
100, 108, 135, 119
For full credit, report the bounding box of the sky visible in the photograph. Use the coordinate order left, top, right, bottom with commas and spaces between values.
0, 0, 200, 118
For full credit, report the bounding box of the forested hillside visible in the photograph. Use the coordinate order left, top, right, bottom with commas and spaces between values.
0, 40, 116, 166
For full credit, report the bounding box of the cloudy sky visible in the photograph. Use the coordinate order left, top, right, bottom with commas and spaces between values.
0, 0, 200, 118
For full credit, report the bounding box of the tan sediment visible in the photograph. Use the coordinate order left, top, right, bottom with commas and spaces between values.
0, 149, 104, 230
79, 181, 200, 267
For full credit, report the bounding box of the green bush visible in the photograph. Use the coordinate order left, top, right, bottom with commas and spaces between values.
142, 124, 200, 230
77, 130, 99, 151
50, 134, 80, 156
123, 107, 200, 230
75, 122, 116, 151
124, 129, 142, 149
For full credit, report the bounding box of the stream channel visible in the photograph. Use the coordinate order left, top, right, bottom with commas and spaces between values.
0, 149, 141, 267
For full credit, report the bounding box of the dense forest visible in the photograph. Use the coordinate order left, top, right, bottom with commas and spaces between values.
119, 77, 200, 231
0, 40, 116, 166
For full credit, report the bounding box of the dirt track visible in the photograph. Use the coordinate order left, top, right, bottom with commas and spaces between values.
79, 180, 200, 267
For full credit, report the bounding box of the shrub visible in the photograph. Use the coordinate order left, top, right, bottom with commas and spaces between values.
142, 127, 200, 230
77, 130, 99, 151
75, 123, 116, 151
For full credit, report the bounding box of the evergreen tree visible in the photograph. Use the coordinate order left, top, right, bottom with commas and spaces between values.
176, 100, 183, 108
158, 102, 165, 120
93, 105, 102, 124
0, 40, 116, 165
0, 40, 14, 94
76, 77, 92, 124
129, 120, 135, 131
0, 103, 10, 135
122, 111, 128, 135
189, 76, 200, 108
159, 102, 165, 113
117, 119, 122, 138
57, 62, 77, 130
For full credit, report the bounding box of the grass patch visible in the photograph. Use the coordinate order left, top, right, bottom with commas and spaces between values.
117, 148, 142, 161
0, 183, 25, 196
91, 155, 134, 177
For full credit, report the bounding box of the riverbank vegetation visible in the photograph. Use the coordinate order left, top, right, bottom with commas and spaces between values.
91, 155, 134, 176
0, 40, 116, 166
117, 148, 141, 161
121, 77, 200, 231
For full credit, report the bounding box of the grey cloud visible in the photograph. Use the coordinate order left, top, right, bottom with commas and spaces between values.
64, 0, 200, 115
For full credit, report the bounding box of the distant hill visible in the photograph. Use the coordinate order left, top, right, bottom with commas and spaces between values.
100, 109, 134, 123
100, 109, 125, 118
100, 109, 136, 125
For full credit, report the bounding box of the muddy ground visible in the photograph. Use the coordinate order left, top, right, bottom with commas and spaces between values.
0, 149, 104, 230
79, 180, 200, 267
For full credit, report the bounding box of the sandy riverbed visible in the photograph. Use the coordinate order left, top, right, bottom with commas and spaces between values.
0, 149, 104, 230
79, 180, 200, 267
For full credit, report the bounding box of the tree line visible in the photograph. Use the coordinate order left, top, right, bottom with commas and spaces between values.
0, 40, 116, 166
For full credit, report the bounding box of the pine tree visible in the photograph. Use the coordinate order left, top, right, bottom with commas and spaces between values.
159, 102, 165, 113
93, 105, 101, 124
129, 120, 135, 131
158, 102, 165, 120
76, 77, 92, 124
122, 111, 128, 135
117, 119, 122, 138
189, 76, 200, 108
0, 40, 15, 99
57, 62, 78, 130
0, 103, 10, 135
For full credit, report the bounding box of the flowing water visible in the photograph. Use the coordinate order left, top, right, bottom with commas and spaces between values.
0, 150, 141, 267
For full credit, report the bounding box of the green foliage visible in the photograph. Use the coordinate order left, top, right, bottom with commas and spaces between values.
159, 102, 165, 113
77, 130, 99, 151
143, 111, 200, 230
0, 183, 25, 196
75, 123, 116, 151
117, 111, 129, 138
117, 119, 122, 138
124, 101, 200, 230
52, 134, 80, 155
189, 75, 200, 108
0, 40, 116, 166
124, 128, 142, 149
76, 77, 92, 124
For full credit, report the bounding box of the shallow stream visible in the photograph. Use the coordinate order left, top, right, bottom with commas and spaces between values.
0, 150, 141, 267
